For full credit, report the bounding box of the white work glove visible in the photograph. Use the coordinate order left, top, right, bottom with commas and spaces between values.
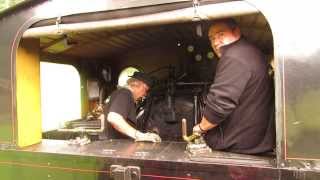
135, 131, 161, 143
192, 124, 205, 136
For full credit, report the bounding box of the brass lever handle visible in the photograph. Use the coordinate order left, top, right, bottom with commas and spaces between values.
182, 118, 200, 142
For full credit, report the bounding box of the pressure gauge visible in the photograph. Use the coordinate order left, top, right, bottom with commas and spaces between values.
207, 51, 214, 59
195, 54, 202, 62
187, 45, 194, 52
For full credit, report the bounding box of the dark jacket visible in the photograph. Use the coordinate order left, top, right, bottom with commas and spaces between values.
203, 38, 275, 154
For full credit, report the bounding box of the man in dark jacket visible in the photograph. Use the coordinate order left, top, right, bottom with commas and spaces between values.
192, 18, 275, 154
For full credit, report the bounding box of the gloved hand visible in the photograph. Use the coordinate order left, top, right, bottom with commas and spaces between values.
192, 124, 205, 136
135, 131, 162, 143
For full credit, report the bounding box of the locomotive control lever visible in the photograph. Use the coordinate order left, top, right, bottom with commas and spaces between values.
181, 118, 212, 154
182, 118, 200, 142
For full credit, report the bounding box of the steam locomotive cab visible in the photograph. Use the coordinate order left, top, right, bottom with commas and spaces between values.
37, 13, 273, 146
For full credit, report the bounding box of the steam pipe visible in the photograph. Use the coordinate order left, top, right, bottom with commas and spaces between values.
194, 95, 198, 125
182, 118, 188, 139
23, 1, 258, 38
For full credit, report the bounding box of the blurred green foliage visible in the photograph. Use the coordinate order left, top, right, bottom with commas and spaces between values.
0, 0, 25, 12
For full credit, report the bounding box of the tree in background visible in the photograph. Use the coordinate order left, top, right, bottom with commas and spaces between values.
0, 0, 24, 12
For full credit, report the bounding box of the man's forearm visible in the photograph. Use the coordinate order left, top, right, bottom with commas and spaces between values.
107, 112, 138, 139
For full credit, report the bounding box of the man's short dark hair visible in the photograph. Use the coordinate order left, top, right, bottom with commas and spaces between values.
213, 18, 238, 30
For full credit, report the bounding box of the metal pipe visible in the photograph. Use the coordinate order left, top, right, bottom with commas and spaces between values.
58, 114, 105, 133
176, 82, 211, 86
23, 1, 258, 38
194, 95, 198, 125
182, 118, 187, 138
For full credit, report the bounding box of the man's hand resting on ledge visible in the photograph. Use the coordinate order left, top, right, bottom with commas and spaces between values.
135, 131, 161, 143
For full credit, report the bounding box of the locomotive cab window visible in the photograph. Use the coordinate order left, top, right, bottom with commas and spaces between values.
40, 62, 81, 132
19, 4, 276, 167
